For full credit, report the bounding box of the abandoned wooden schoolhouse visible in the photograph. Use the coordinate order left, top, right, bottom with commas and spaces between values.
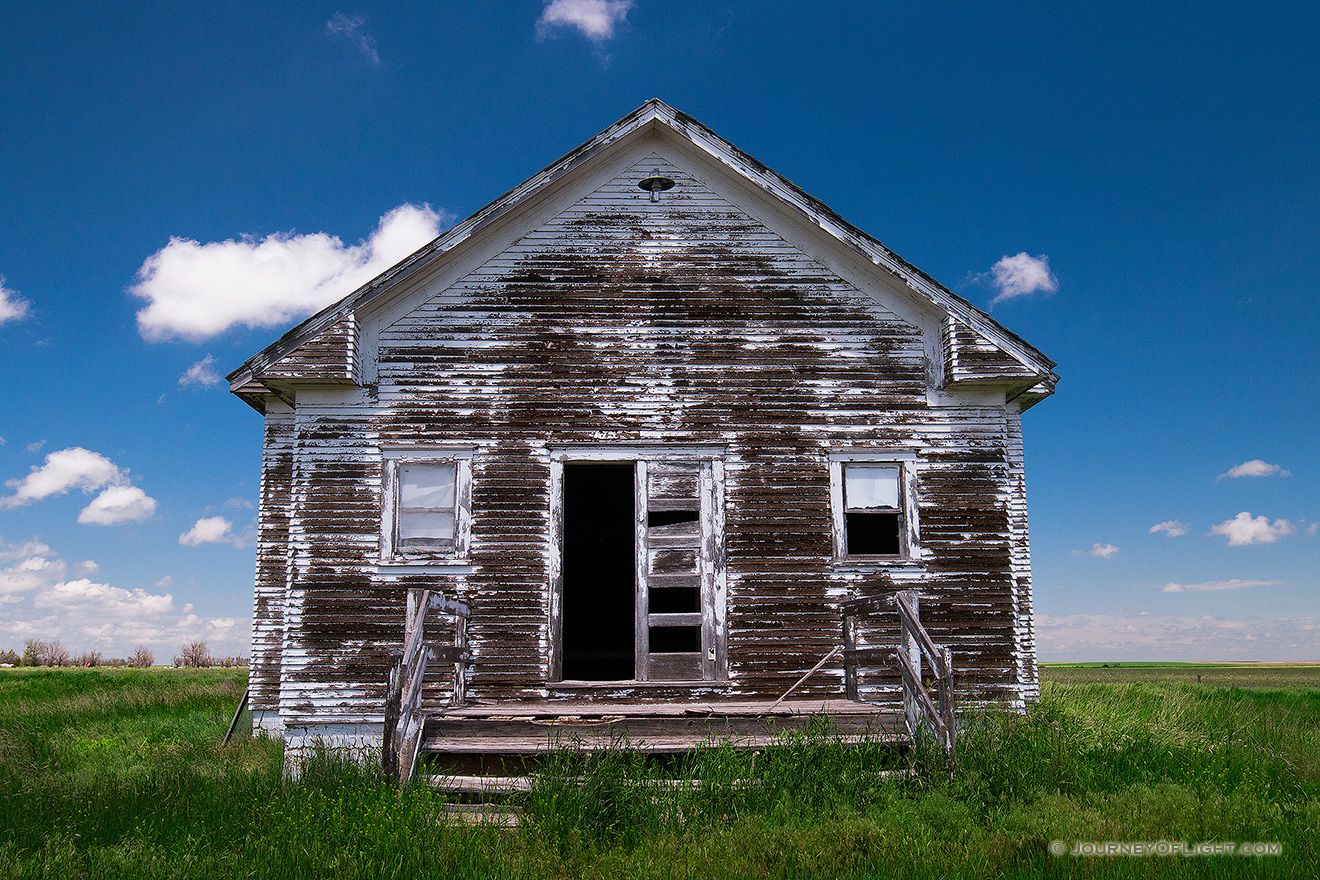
228, 99, 1057, 775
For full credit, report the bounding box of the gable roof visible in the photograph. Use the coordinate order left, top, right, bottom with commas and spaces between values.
229, 99, 1057, 409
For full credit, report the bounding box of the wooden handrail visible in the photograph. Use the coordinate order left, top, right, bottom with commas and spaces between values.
890, 592, 951, 682
841, 588, 956, 764
382, 588, 470, 783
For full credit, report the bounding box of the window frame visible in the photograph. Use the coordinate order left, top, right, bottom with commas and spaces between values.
829, 452, 920, 564
379, 448, 473, 564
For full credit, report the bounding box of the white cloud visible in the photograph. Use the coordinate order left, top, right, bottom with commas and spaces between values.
178, 354, 223, 389
75, 560, 99, 575
154, 575, 174, 588
1158, 578, 1281, 593
179, 516, 247, 548
1209, 512, 1294, 546
0, 541, 66, 601
537, 0, 633, 41
33, 578, 175, 616
2, 447, 124, 508
77, 485, 158, 525
1218, 460, 1290, 480
0, 539, 53, 562
1150, 520, 1188, 537
130, 203, 447, 342
0, 540, 247, 659
1090, 542, 1120, 559
982, 252, 1059, 306
26, 440, 45, 454
3, 447, 157, 526
326, 12, 380, 64
0, 275, 30, 324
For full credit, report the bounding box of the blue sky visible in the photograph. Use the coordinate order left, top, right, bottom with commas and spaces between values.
1, 1, 1316, 662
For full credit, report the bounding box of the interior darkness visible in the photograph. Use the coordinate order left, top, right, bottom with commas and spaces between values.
647, 509, 699, 528
649, 626, 701, 653
649, 587, 700, 613
562, 463, 636, 680
845, 512, 901, 555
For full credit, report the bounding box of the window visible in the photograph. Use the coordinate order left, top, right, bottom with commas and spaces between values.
844, 465, 901, 555
830, 455, 918, 561
380, 451, 471, 562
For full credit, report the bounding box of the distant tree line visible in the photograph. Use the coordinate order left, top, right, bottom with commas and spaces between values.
0, 639, 246, 669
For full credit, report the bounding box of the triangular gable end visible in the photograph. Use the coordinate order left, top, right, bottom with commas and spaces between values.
230, 100, 1057, 409
372, 149, 929, 392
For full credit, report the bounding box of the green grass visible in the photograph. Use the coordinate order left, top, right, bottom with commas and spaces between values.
1042, 663, 1320, 690
0, 665, 1316, 878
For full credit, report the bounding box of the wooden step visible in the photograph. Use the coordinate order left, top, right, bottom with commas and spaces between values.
421, 730, 904, 755
437, 802, 521, 827
428, 774, 533, 794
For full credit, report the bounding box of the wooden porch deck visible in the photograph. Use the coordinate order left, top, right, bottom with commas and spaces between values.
420, 698, 906, 755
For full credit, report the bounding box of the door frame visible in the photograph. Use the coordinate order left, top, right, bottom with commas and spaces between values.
547, 446, 727, 685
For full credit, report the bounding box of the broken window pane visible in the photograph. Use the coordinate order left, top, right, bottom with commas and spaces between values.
649, 587, 701, 614
649, 625, 701, 653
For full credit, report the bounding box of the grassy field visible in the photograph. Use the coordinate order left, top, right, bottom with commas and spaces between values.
0, 665, 1316, 878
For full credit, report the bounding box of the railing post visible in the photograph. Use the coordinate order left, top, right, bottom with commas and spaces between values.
899, 590, 921, 736
382, 654, 403, 779
453, 613, 467, 708
842, 611, 858, 701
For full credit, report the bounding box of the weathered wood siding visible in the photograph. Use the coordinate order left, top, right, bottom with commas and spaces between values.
259, 314, 358, 386
261, 152, 1039, 724
942, 316, 1037, 386
249, 401, 294, 719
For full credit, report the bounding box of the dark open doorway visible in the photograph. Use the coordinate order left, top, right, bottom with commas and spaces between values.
561, 463, 636, 681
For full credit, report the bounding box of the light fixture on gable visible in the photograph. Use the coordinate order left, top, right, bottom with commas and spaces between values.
638, 171, 675, 202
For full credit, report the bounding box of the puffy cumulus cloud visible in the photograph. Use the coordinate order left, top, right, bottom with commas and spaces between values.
77, 485, 158, 525
32, 578, 174, 616
0, 539, 248, 659
1218, 459, 1290, 480
2, 447, 158, 525
131, 204, 447, 342
0, 540, 66, 602
3, 447, 123, 508
0, 275, 30, 324
1090, 542, 1120, 559
1158, 578, 1281, 593
537, 0, 633, 41
179, 516, 247, 548
178, 354, 223, 389
1036, 612, 1320, 662
0, 538, 54, 562
1150, 520, 1188, 537
326, 13, 380, 63
1209, 512, 1294, 546
979, 253, 1059, 306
